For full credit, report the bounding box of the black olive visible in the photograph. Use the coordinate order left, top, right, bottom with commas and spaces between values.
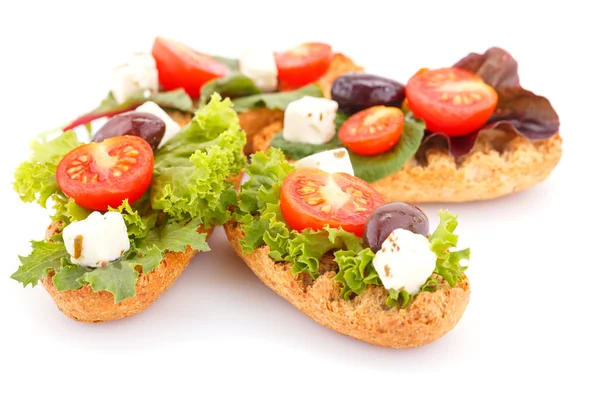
363, 202, 429, 253
331, 73, 406, 115
93, 111, 166, 151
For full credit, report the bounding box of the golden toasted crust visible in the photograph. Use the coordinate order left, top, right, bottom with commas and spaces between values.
40, 221, 211, 323
224, 221, 470, 349
254, 126, 562, 202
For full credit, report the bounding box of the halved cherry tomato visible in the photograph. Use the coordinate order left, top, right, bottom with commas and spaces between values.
405, 67, 498, 136
56, 136, 154, 211
338, 106, 404, 156
151, 37, 229, 97
275, 43, 332, 89
280, 168, 385, 237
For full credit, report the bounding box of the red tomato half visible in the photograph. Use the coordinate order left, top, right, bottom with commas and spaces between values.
280, 168, 385, 237
151, 37, 229, 97
275, 43, 332, 89
56, 136, 154, 211
405, 67, 498, 136
338, 106, 404, 156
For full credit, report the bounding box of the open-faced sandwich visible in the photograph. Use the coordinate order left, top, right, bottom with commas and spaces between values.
226, 148, 471, 348
63, 37, 361, 155
12, 94, 246, 322
251, 48, 562, 202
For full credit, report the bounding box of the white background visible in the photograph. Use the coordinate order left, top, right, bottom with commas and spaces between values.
1, 1, 598, 398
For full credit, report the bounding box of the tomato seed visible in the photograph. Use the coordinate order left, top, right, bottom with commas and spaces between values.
78, 155, 88, 162
67, 166, 83, 174
298, 187, 316, 195
120, 157, 138, 164
307, 198, 324, 205
440, 92, 449, 101
471, 93, 482, 100
113, 170, 122, 177
126, 150, 139, 157
320, 205, 332, 213
354, 207, 368, 212
453, 96, 463, 105
356, 198, 368, 205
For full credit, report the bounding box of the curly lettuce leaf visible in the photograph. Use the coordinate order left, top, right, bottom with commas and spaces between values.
52, 260, 87, 291
138, 219, 209, 253
108, 199, 157, 239
13, 130, 82, 207
333, 248, 380, 300
52, 195, 92, 223
11, 240, 68, 288
454, 47, 519, 88
80, 259, 139, 303
152, 93, 246, 226
232, 84, 323, 113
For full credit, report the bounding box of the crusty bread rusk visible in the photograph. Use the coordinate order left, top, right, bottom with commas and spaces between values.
41, 222, 212, 323
225, 221, 470, 349
254, 125, 563, 203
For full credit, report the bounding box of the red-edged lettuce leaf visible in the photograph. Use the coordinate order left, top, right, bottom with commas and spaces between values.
63, 89, 195, 131
453, 47, 519, 88
424, 47, 560, 157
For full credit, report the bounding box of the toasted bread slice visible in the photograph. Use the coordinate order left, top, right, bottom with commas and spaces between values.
40, 221, 211, 323
253, 122, 562, 202
225, 221, 470, 349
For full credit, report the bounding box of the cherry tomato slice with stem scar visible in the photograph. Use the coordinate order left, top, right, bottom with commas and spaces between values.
405, 67, 498, 136
56, 136, 154, 211
338, 106, 405, 156
275, 43, 332, 89
280, 168, 385, 237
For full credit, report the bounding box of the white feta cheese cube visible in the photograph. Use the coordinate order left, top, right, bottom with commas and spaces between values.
295, 148, 354, 176
239, 47, 278, 92
372, 228, 436, 295
111, 53, 159, 104
62, 212, 130, 268
283, 96, 338, 145
135, 101, 181, 148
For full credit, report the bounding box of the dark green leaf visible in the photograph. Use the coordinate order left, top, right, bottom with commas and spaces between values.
232, 84, 323, 112
200, 73, 261, 105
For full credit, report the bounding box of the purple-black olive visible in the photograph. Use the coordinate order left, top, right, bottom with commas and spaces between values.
331, 73, 406, 115
93, 112, 165, 151
363, 202, 429, 253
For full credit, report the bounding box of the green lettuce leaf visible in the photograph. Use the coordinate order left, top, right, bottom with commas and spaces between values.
13, 130, 82, 207
429, 210, 470, 287
52, 195, 92, 223
333, 248, 380, 300
200, 73, 261, 105
108, 199, 157, 239
11, 240, 69, 288
232, 84, 323, 112
270, 116, 425, 183
52, 260, 86, 291
79, 259, 139, 303
138, 219, 209, 253
152, 94, 246, 226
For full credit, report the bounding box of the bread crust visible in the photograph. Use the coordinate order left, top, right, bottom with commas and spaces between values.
40, 222, 211, 323
253, 121, 562, 202
224, 221, 470, 349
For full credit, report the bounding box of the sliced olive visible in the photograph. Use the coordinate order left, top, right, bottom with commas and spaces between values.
363, 202, 429, 253
93, 111, 165, 151
331, 73, 406, 115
